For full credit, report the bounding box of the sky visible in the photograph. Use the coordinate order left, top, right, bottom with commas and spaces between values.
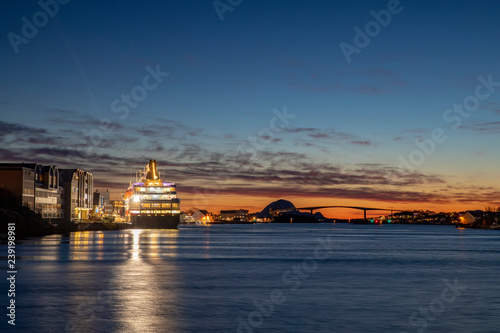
1, 0, 500, 218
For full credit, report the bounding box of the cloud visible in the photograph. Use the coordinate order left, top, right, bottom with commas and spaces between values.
181, 184, 440, 204
0, 147, 25, 161
1, 111, 497, 211
463, 121, 500, 134
132, 119, 203, 140
2, 134, 497, 209
334, 83, 386, 94
45, 111, 125, 131
0, 121, 61, 148
282, 127, 373, 146
350, 140, 374, 146
282, 127, 317, 133
331, 67, 407, 94
360, 68, 396, 78
479, 101, 500, 114
44, 108, 82, 117
0, 121, 47, 137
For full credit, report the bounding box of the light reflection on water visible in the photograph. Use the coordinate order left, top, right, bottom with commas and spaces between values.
113, 229, 181, 333
3, 224, 500, 332
6, 229, 181, 333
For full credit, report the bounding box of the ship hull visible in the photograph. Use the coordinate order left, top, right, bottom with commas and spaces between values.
131, 215, 180, 229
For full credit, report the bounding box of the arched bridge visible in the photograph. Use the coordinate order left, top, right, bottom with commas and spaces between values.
296, 205, 396, 220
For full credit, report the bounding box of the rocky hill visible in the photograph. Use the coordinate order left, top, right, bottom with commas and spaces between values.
257, 199, 296, 218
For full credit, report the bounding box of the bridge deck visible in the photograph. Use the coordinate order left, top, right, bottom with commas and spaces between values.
296, 206, 397, 220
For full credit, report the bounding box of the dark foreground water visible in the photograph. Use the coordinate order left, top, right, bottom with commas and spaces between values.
2, 224, 500, 332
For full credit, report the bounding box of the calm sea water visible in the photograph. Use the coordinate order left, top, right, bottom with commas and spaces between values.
2, 224, 500, 333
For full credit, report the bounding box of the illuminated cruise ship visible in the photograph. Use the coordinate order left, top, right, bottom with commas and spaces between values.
124, 159, 180, 229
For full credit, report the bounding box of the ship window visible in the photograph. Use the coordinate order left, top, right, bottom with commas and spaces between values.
162, 203, 171, 208
152, 203, 160, 208
142, 203, 151, 208
172, 203, 179, 209
140, 188, 145, 192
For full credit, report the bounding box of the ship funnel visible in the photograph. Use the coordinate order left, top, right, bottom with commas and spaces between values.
146, 159, 159, 180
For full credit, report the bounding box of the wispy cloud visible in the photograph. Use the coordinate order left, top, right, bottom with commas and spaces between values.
0, 120, 47, 137
282, 127, 374, 146
462, 121, 500, 134
1, 111, 497, 211
479, 101, 500, 114
334, 83, 386, 94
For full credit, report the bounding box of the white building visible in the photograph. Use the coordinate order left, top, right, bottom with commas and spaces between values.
461, 210, 484, 224
192, 210, 212, 223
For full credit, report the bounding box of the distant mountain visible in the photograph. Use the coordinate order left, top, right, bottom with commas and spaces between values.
257, 199, 296, 218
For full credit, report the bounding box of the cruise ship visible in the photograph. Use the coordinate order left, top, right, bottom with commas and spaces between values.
124, 159, 180, 229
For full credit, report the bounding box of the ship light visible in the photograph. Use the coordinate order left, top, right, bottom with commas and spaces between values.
133, 195, 141, 203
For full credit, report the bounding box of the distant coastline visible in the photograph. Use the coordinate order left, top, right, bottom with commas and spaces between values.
2, 197, 500, 240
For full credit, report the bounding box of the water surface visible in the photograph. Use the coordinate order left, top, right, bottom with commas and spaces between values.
2, 224, 499, 332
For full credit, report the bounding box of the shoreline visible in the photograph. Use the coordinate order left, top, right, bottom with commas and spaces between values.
3, 220, 498, 241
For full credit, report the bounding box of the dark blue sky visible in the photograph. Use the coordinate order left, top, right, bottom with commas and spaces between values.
1, 0, 500, 214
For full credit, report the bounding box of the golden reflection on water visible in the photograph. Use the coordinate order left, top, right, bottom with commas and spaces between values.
112, 229, 181, 332
69, 229, 179, 261
70, 231, 105, 260
131, 229, 141, 260
129, 229, 178, 260
63, 230, 182, 332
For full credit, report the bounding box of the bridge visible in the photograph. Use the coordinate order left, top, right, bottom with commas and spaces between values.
295, 205, 396, 221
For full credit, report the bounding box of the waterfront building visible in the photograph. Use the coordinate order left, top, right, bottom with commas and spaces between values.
220, 209, 249, 222
93, 191, 103, 218
0, 163, 37, 210
181, 212, 195, 223
0, 163, 63, 219
59, 169, 94, 221
110, 200, 125, 220
192, 210, 213, 223
35, 165, 64, 219
249, 213, 271, 222
460, 210, 484, 225
93, 189, 113, 218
